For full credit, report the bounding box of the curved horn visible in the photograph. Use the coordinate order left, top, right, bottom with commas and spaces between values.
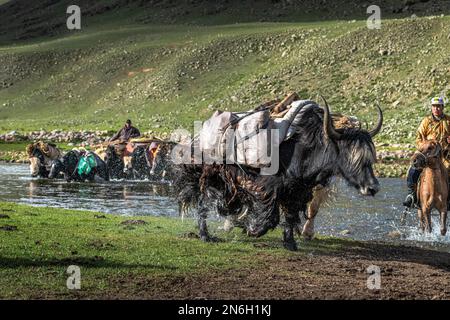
321, 95, 342, 140
369, 103, 383, 137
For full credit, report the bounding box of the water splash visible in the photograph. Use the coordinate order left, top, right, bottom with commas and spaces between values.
403, 214, 450, 243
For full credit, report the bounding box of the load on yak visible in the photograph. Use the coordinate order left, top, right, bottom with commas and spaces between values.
174, 92, 383, 250
95, 137, 167, 180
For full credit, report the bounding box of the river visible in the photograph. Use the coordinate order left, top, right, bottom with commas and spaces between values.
1, 163, 450, 252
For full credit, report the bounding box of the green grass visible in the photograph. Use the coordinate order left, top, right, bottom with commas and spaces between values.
0, 201, 358, 299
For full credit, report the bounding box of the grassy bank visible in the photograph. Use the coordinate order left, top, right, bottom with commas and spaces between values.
2, 201, 450, 299
0, 201, 355, 299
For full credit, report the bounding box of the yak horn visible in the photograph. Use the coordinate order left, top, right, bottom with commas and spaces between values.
321, 95, 343, 140
369, 102, 383, 137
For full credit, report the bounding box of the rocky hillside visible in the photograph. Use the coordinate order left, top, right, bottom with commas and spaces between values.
0, 1, 449, 146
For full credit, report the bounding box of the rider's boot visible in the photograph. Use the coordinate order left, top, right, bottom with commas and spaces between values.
403, 185, 417, 208
404, 166, 421, 208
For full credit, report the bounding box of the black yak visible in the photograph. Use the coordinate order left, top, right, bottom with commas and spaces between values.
174, 97, 382, 250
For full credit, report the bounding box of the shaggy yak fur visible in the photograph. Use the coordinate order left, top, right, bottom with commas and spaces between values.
49, 150, 109, 182
123, 145, 152, 180
104, 145, 127, 180
174, 98, 382, 250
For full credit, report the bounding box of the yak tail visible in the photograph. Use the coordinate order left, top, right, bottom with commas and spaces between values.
173, 164, 203, 218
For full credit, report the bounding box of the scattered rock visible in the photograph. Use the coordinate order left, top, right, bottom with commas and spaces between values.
340, 230, 351, 236
180, 232, 199, 239
0, 225, 18, 231
94, 214, 107, 219
120, 219, 147, 225
388, 230, 402, 239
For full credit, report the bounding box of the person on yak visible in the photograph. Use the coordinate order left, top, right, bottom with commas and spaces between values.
108, 119, 141, 157
403, 96, 450, 208
109, 119, 141, 143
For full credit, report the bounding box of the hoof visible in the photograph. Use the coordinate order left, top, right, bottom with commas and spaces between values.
283, 241, 298, 251
302, 220, 315, 241
441, 229, 447, 236
200, 235, 220, 243
302, 232, 314, 241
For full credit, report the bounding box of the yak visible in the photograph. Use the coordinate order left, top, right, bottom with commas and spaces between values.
123, 145, 153, 180
49, 150, 109, 182
27, 142, 62, 178
174, 98, 382, 250
104, 145, 127, 180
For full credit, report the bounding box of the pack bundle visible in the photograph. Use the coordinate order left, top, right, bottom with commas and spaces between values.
198, 93, 318, 168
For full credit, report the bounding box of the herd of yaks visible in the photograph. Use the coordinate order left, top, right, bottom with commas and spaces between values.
26, 139, 174, 182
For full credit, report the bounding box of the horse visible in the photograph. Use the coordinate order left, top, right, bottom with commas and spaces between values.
26, 141, 63, 178
410, 139, 448, 235
49, 149, 109, 182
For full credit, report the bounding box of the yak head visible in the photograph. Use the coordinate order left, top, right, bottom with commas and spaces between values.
322, 97, 382, 196
28, 147, 48, 178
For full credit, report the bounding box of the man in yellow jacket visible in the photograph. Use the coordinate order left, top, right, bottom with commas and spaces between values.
403, 96, 450, 207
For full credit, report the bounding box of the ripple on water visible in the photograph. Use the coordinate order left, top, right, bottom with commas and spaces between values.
1, 163, 450, 251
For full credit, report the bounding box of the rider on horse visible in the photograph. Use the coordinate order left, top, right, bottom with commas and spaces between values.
403, 96, 450, 208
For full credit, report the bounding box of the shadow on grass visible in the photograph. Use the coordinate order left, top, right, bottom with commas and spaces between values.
0, 256, 179, 270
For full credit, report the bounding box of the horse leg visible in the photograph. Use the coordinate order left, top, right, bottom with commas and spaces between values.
417, 208, 425, 232
440, 209, 447, 236
423, 205, 432, 233
438, 195, 447, 235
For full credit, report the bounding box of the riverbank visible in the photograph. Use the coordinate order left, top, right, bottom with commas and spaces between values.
0, 201, 449, 299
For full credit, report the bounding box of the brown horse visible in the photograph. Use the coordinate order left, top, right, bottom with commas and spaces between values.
411, 140, 448, 235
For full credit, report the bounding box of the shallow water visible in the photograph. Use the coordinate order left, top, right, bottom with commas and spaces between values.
1, 163, 450, 251
0, 163, 177, 217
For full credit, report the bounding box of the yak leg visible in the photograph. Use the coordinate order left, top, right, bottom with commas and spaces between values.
197, 201, 218, 242
283, 210, 300, 251
197, 206, 210, 242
